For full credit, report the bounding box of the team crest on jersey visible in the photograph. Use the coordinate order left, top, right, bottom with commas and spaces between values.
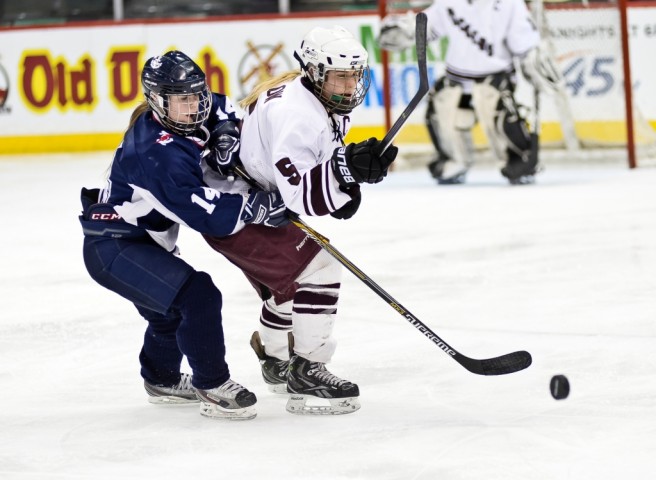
157, 131, 174, 145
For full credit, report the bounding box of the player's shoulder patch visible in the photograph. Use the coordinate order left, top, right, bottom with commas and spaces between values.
155, 130, 175, 146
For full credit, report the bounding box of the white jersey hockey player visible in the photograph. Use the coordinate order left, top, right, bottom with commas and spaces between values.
379, 0, 560, 184
201, 25, 398, 415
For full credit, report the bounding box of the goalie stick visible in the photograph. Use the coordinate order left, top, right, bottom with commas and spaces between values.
374, 11, 430, 157
529, 0, 542, 171
232, 12, 532, 375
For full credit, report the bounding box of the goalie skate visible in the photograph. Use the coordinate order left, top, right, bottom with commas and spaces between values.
144, 373, 199, 405
249, 331, 289, 394
501, 160, 541, 185
285, 355, 360, 415
195, 379, 257, 420
428, 157, 468, 185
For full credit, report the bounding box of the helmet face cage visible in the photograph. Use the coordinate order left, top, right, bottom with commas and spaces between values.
308, 64, 371, 115
141, 51, 212, 135
296, 26, 371, 115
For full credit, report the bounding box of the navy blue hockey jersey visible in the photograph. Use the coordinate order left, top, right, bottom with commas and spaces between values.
100, 93, 247, 251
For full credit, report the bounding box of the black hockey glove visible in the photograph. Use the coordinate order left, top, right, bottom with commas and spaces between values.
207, 121, 241, 179
330, 185, 361, 220
241, 189, 289, 227
330, 137, 398, 187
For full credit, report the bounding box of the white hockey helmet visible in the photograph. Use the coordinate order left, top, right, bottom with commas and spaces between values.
294, 25, 371, 114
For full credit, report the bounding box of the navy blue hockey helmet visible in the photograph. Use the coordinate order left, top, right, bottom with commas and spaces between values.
141, 50, 211, 135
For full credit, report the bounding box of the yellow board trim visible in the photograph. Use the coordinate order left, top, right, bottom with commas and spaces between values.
0, 133, 123, 154
1, 120, 653, 155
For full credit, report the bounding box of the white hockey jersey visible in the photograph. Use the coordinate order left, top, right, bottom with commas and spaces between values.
239, 76, 353, 217
424, 0, 539, 80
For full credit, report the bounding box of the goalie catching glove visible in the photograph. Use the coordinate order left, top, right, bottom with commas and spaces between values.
377, 12, 416, 52
331, 138, 398, 187
241, 190, 289, 227
520, 43, 561, 93
207, 121, 241, 179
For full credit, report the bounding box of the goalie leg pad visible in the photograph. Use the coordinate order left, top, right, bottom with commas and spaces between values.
425, 78, 451, 161
427, 78, 476, 183
472, 73, 532, 163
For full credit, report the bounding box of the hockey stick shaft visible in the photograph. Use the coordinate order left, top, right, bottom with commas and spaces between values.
530, 0, 543, 168
374, 12, 430, 157
529, 89, 540, 168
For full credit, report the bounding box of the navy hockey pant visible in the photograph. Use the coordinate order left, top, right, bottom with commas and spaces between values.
82, 236, 230, 390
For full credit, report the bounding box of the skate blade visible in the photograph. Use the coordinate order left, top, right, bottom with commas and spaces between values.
147, 395, 199, 405
508, 175, 536, 185
286, 395, 360, 415
267, 383, 288, 394
199, 402, 257, 420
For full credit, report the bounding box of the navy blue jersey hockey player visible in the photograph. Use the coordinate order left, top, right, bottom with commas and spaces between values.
79, 50, 288, 420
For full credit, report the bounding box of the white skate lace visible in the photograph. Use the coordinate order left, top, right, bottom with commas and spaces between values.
215, 379, 245, 399
274, 360, 289, 376
172, 373, 194, 392
310, 364, 348, 387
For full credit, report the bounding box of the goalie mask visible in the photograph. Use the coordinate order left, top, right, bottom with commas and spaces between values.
141, 50, 211, 135
295, 26, 371, 115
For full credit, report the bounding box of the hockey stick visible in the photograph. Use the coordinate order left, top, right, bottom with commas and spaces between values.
289, 215, 531, 376
529, 85, 540, 170
532, 0, 579, 151
529, 0, 542, 170
235, 164, 531, 375
374, 11, 430, 157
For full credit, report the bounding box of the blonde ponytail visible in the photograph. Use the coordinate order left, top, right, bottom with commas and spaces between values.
239, 70, 302, 109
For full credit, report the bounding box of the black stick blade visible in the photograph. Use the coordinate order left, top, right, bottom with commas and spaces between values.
478, 350, 533, 376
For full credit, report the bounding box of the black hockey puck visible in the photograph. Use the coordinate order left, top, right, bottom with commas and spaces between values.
550, 375, 570, 400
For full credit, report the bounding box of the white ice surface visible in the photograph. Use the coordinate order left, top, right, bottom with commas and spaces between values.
1, 153, 655, 479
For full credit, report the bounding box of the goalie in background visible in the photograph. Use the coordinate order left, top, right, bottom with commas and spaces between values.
378, 2, 561, 185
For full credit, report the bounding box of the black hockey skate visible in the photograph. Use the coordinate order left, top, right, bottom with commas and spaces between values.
144, 373, 199, 405
195, 379, 257, 420
286, 355, 360, 415
250, 331, 289, 394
